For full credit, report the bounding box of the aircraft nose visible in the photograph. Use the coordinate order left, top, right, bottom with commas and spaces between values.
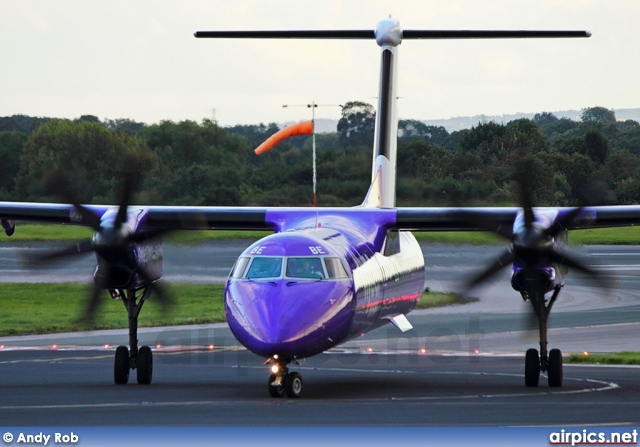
225, 279, 353, 358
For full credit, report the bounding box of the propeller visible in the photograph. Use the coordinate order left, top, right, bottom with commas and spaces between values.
26, 170, 173, 324
460, 164, 610, 296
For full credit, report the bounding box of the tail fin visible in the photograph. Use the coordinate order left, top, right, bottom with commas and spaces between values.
361, 19, 400, 209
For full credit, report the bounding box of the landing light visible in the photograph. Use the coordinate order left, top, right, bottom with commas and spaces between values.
208, 344, 215, 351
156, 344, 162, 349
51, 344, 57, 350
104, 344, 110, 349
367, 347, 373, 353
420, 348, 427, 354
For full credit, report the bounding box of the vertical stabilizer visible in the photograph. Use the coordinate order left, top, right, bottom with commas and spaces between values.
361, 18, 400, 209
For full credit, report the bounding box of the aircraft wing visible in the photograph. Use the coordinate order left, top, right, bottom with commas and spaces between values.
144, 206, 272, 230
0, 202, 274, 233
4, 202, 640, 235
393, 205, 640, 231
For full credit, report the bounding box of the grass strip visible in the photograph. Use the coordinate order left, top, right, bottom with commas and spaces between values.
0, 283, 226, 336
566, 351, 640, 365
416, 291, 477, 309
0, 284, 470, 337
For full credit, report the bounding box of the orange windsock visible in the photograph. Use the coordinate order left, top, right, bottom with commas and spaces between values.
254, 120, 314, 155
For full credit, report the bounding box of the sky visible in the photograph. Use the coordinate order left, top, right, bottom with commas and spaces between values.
1, 0, 639, 127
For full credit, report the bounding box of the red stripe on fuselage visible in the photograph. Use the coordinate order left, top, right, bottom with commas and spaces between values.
356, 292, 421, 310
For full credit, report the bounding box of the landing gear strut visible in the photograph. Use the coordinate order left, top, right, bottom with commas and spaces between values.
112, 286, 154, 385
266, 358, 303, 398
523, 284, 563, 387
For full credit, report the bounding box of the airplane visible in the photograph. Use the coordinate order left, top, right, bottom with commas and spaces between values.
1, 18, 638, 397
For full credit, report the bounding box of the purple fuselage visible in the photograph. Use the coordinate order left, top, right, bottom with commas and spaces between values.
224, 209, 425, 361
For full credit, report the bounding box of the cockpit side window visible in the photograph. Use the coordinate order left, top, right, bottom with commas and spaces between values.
324, 257, 348, 279
230, 256, 251, 278
246, 257, 282, 279
286, 257, 325, 279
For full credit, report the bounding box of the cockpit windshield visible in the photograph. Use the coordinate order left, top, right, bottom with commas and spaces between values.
230, 255, 349, 281
246, 257, 282, 279
286, 257, 325, 279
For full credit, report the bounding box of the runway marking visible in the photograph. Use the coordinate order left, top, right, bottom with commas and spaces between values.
385, 373, 618, 401
589, 253, 640, 256
237, 363, 620, 400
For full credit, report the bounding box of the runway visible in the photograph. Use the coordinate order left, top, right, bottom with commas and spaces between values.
0, 340, 637, 426
0, 241, 639, 425
0, 314, 639, 425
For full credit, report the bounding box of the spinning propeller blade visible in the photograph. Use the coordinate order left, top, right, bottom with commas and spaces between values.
461, 166, 609, 295
29, 171, 173, 324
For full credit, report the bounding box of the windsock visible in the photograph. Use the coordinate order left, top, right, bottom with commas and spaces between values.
254, 120, 314, 155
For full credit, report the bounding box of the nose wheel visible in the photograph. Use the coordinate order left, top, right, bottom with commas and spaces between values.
266, 359, 303, 398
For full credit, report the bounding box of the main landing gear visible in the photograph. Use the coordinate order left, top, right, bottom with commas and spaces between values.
523, 284, 563, 388
266, 357, 303, 398
112, 286, 154, 385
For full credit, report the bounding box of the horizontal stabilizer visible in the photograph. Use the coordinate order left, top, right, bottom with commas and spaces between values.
402, 30, 591, 39
386, 314, 413, 333
194, 30, 375, 39
195, 29, 590, 40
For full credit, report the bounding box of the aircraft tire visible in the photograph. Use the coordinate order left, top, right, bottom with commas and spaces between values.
284, 372, 303, 398
268, 373, 284, 398
524, 348, 540, 387
137, 346, 153, 385
114, 345, 130, 385
548, 348, 563, 387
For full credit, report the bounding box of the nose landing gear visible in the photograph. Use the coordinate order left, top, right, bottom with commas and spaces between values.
266, 358, 303, 398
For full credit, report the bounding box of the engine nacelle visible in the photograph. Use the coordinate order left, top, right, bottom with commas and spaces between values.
511, 267, 555, 293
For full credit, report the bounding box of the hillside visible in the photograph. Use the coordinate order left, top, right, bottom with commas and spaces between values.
306, 108, 640, 134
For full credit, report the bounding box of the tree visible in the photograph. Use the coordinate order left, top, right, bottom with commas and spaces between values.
555, 152, 597, 204
503, 118, 549, 154
541, 117, 579, 137
103, 118, 147, 137
533, 112, 558, 126
0, 131, 26, 199
585, 130, 609, 164
0, 115, 51, 134
456, 121, 505, 163
15, 120, 157, 202
398, 119, 449, 145
581, 106, 616, 124
337, 101, 375, 148
73, 115, 101, 124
